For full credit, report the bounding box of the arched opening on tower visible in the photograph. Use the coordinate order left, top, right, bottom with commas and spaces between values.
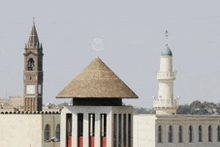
28, 58, 35, 71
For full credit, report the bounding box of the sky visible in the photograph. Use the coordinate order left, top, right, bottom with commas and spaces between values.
0, 0, 220, 107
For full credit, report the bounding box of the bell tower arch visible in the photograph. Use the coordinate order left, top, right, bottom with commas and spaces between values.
23, 22, 44, 111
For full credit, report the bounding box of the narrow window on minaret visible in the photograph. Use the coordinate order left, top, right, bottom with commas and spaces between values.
78, 113, 83, 147
89, 114, 95, 147
100, 114, 107, 147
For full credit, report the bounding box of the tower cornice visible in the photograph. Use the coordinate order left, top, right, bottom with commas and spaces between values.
23, 51, 44, 57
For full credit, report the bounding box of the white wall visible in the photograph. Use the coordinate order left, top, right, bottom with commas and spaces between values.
0, 114, 60, 147
133, 114, 156, 147
156, 115, 220, 147
133, 114, 220, 147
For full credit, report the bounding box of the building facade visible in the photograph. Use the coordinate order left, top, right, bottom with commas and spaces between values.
57, 57, 138, 147
0, 112, 60, 147
133, 42, 220, 147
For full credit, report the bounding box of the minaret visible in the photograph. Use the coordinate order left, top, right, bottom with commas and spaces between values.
153, 31, 179, 115
23, 20, 44, 111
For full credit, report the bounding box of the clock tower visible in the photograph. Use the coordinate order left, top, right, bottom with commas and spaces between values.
23, 22, 43, 111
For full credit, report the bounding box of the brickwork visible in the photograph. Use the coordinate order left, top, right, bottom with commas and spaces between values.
23, 23, 43, 111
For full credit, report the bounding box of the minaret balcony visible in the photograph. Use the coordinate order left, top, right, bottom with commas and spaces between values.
153, 98, 179, 108
157, 71, 177, 80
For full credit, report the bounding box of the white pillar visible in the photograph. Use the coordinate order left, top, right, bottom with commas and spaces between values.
131, 114, 133, 147
73, 113, 77, 147
83, 113, 89, 147
95, 112, 100, 147
107, 112, 112, 147
60, 112, 66, 147
126, 114, 129, 147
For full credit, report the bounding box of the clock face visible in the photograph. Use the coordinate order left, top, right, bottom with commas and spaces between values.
27, 85, 35, 94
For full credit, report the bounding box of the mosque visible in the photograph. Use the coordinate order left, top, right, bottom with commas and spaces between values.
133, 43, 220, 147
0, 23, 220, 147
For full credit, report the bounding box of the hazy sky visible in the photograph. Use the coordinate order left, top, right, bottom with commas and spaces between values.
0, 0, 220, 107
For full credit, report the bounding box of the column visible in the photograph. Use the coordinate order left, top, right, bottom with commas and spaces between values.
83, 113, 89, 147
73, 113, 78, 147
60, 112, 66, 147
126, 114, 129, 147
118, 114, 122, 147
89, 114, 95, 147
95, 112, 101, 147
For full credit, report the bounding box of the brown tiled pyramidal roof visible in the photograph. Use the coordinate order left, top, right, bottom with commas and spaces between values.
56, 57, 138, 99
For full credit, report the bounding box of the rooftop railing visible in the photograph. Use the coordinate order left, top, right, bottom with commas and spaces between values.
157, 71, 177, 79
153, 98, 179, 108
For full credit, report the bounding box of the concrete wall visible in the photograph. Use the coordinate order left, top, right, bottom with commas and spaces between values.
9, 97, 23, 108
133, 114, 220, 147
0, 114, 60, 147
133, 114, 156, 147
156, 115, 220, 147
43, 114, 60, 147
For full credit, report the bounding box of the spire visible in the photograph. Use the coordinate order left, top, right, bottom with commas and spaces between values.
161, 30, 173, 56
28, 19, 39, 48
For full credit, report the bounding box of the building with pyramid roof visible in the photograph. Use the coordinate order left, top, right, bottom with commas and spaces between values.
58, 57, 138, 147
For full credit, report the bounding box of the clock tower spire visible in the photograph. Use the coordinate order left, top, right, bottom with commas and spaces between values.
23, 22, 43, 111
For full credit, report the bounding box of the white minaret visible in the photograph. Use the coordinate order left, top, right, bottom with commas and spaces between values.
153, 31, 179, 115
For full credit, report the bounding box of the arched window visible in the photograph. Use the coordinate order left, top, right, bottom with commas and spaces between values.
168, 126, 173, 143
208, 125, 212, 142
179, 126, 183, 142
218, 125, 220, 142
44, 124, 50, 141
189, 125, 193, 142
56, 124, 60, 140
158, 125, 162, 143
198, 125, 202, 142
28, 58, 35, 71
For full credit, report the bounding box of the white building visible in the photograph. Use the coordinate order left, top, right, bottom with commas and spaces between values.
0, 111, 60, 147
133, 43, 220, 147
56, 57, 138, 147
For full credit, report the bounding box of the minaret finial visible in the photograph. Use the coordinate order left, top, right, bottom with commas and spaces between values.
165, 30, 169, 39
165, 30, 169, 46
33, 17, 35, 24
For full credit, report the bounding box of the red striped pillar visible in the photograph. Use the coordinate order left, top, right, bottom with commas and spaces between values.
68, 137, 72, 147
79, 137, 83, 147
102, 137, 107, 147
90, 137, 95, 147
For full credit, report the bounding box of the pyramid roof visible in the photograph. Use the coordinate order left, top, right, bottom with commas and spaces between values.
56, 57, 138, 99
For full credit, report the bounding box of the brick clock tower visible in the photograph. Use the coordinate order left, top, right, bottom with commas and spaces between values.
23, 22, 43, 111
